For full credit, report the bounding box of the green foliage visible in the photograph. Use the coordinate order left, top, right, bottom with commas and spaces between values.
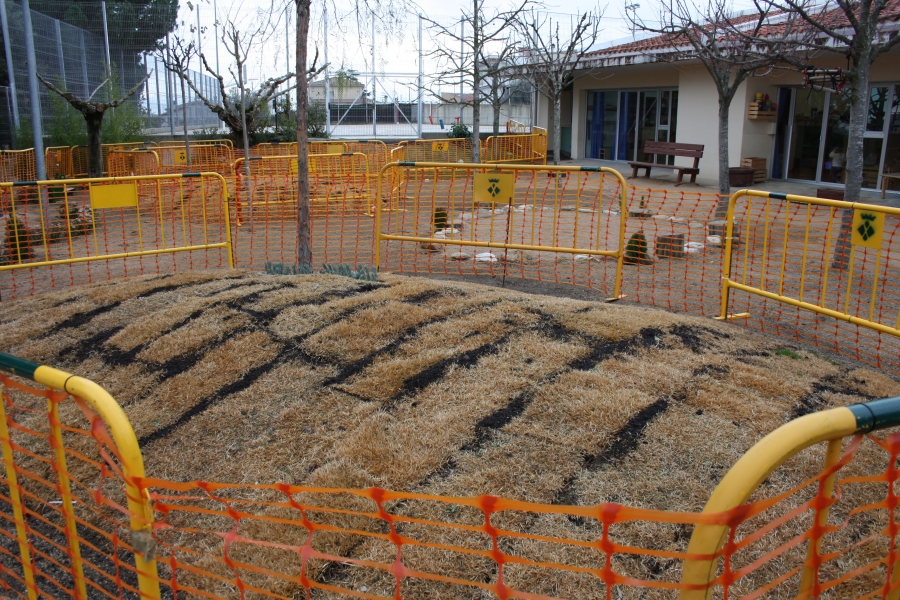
47, 85, 88, 148
307, 102, 328, 139
11, 120, 33, 150
624, 231, 652, 265
264, 261, 378, 281
775, 348, 801, 360
273, 96, 298, 141
101, 66, 144, 144
448, 122, 471, 139
433, 208, 448, 232
30, 0, 177, 54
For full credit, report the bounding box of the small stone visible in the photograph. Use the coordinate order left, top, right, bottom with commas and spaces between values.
475, 252, 498, 263
573, 254, 593, 261
303, 426, 313, 434
448, 252, 470, 261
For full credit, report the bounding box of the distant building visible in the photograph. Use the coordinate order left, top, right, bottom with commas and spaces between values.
309, 77, 367, 103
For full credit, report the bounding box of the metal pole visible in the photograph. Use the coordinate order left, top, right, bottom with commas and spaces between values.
154, 55, 161, 124
0, 0, 19, 128
196, 5, 202, 72
417, 15, 423, 138
20, 0, 45, 179
144, 52, 151, 121
101, 1, 111, 71
213, 0, 220, 76
79, 30, 89, 97
371, 13, 376, 138
166, 33, 175, 136
54, 19, 66, 85
459, 17, 464, 123
285, 5, 290, 75
324, 6, 330, 136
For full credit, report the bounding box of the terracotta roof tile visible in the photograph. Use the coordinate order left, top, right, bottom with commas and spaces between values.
585, 0, 900, 59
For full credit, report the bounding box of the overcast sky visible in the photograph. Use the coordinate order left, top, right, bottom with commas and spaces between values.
179, 0, 758, 96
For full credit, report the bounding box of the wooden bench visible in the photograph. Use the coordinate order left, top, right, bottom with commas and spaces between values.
628, 141, 704, 185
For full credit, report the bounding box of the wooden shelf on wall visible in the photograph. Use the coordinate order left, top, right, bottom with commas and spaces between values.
748, 102, 778, 120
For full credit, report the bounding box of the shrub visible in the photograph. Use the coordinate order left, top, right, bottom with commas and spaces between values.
448, 123, 471, 139
433, 207, 448, 232
264, 261, 378, 281
624, 231, 652, 265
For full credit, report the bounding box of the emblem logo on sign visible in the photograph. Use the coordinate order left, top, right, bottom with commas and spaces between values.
473, 173, 514, 204
487, 178, 501, 198
857, 213, 877, 241
431, 141, 449, 152
850, 209, 885, 249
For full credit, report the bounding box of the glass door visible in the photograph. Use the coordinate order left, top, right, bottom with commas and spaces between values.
787, 89, 826, 181
636, 91, 659, 163
616, 91, 638, 161
885, 88, 900, 184
584, 91, 618, 160
584, 88, 678, 162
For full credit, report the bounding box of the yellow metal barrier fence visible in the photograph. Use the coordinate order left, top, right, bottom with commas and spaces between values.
481, 132, 548, 165
106, 150, 161, 177
0, 173, 233, 298
395, 138, 474, 163
44, 147, 73, 180
376, 162, 628, 299
232, 153, 372, 224
0, 150, 37, 183
2, 348, 900, 598
718, 189, 900, 368
0, 351, 159, 599
155, 145, 233, 175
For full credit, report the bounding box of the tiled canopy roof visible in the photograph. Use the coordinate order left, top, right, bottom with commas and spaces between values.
583, 0, 900, 61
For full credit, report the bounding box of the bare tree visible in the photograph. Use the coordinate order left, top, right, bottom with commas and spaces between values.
158, 35, 196, 167
630, 0, 807, 196
424, 0, 532, 163
481, 54, 530, 136
518, 8, 602, 165
37, 72, 150, 177
762, 0, 900, 206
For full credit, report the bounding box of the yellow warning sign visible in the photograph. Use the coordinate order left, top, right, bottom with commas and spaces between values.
90, 182, 138, 209
290, 159, 298, 174
174, 150, 188, 165
431, 141, 449, 152
474, 172, 514, 204
851, 209, 885, 249
327, 143, 346, 154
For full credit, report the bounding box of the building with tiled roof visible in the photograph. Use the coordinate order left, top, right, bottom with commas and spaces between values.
535, 2, 900, 192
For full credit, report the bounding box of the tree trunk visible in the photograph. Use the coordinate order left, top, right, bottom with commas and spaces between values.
831, 55, 872, 268
718, 94, 731, 196
552, 94, 561, 166
86, 111, 104, 178
470, 0, 480, 164
492, 98, 501, 136
296, 0, 312, 267
180, 77, 191, 168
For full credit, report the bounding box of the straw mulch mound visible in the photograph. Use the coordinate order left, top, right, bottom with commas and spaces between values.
1, 269, 898, 599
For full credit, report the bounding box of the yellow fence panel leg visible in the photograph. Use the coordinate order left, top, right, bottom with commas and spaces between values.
0, 383, 38, 600
47, 391, 88, 600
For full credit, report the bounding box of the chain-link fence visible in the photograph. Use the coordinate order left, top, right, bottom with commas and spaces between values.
0, 0, 221, 148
